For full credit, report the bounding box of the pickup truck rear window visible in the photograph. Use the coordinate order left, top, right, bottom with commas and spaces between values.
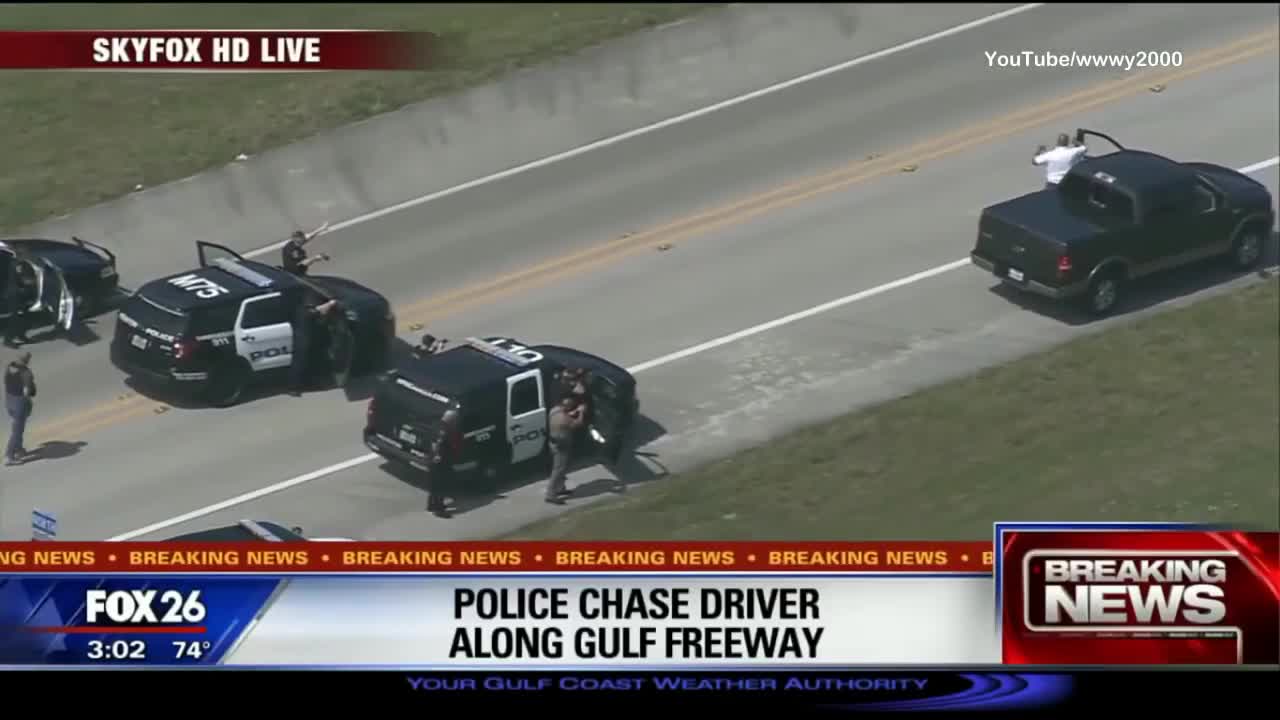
1083, 183, 1134, 223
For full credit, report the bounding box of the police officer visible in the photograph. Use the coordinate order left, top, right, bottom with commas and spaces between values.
288, 297, 338, 396
427, 409, 461, 517
281, 221, 331, 276
5, 351, 36, 466
413, 334, 448, 358
4, 258, 36, 347
545, 395, 585, 504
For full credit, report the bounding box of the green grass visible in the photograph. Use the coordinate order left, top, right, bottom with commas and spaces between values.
508, 280, 1280, 541
0, 3, 717, 231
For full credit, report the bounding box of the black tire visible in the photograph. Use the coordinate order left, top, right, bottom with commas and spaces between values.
1083, 268, 1124, 317
204, 360, 250, 407
1228, 223, 1267, 271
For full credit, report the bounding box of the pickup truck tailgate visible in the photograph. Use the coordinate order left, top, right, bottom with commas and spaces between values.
974, 206, 1068, 282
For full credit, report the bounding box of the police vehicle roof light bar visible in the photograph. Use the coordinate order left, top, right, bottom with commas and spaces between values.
463, 337, 533, 367
238, 519, 285, 542
212, 257, 275, 288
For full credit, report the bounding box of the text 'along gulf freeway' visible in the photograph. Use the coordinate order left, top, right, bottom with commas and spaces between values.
0, 540, 993, 667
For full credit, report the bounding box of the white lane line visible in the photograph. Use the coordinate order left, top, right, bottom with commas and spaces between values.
109, 154, 1278, 541
1240, 157, 1280, 173
239, 3, 1046, 259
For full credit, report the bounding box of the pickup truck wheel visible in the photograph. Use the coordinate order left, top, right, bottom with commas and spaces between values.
1229, 225, 1265, 270
1085, 272, 1123, 317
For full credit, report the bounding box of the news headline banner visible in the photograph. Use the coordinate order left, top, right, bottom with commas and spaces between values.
0, 541, 993, 574
0, 542, 997, 666
0, 30, 439, 71
998, 527, 1279, 665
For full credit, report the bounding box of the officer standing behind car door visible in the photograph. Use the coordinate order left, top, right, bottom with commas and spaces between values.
288, 298, 337, 396
4, 257, 35, 347
427, 410, 461, 517
545, 395, 585, 504
281, 221, 331, 276
5, 351, 36, 466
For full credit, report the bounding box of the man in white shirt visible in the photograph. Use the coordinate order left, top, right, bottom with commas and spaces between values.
1033, 133, 1088, 188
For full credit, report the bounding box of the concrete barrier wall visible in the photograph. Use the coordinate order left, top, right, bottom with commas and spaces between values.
18, 4, 1022, 279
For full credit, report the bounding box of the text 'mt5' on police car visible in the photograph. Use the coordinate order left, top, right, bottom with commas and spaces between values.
364, 337, 639, 486
110, 241, 395, 406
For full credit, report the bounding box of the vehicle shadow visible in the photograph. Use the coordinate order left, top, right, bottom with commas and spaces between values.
990, 231, 1280, 326
381, 413, 670, 518
123, 373, 288, 410
341, 336, 419, 404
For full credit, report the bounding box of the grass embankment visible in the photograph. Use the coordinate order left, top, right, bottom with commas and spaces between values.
510, 280, 1280, 540
0, 3, 716, 231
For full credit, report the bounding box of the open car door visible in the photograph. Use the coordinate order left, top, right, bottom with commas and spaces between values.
586, 375, 630, 466
327, 311, 355, 388
36, 259, 76, 331
197, 240, 248, 268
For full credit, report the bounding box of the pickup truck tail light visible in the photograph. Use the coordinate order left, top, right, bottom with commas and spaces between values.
366, 397, 377, 427
1057, 255, 1073, 277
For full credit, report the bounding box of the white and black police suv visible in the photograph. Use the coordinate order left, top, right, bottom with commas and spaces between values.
363, 336, 639, 486
110, 241, 395, 406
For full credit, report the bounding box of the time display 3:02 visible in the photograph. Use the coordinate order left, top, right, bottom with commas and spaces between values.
86, 639, 147, 661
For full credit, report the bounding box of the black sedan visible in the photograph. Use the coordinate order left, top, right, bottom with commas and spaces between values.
1, 236, 120, 333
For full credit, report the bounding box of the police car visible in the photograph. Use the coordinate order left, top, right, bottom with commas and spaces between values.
363, 336, 639, 485
1, 236, 119, 333
110, 241, 394, 406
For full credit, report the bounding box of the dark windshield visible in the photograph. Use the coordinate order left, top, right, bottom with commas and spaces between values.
382, 374, 451, 417
121, 293, 190, 336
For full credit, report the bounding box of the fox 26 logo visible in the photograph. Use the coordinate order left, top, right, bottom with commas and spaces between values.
84, 589, 208, 624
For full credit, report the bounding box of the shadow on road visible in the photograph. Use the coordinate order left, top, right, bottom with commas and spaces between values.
380, 412, 671, 518
16, 440, 87, 465
989, 231, 1280, 325
341, 336, 419, 404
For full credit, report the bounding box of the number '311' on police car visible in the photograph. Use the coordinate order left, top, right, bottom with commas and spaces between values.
109, 241, 394, 406
364, 337, 639, 486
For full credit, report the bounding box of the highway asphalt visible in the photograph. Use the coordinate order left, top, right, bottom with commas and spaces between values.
1, 3, 1276, 541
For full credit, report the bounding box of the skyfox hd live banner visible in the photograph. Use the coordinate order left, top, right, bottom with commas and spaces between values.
0, 524, 1276, 668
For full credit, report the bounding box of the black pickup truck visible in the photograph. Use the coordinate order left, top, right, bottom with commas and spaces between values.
971, 130, 1274, 316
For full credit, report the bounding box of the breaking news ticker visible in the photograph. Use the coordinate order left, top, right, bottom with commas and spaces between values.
0, 528, 1276, 710
0, 30, 439, 71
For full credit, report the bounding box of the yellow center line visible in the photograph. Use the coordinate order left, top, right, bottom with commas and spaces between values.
26, 28, 1279, 445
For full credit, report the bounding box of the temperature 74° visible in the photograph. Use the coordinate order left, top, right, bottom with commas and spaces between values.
172, 640, 212, 660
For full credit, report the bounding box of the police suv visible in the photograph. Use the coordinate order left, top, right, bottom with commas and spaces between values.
110, 241, 395, 406
363, 336, 639, 485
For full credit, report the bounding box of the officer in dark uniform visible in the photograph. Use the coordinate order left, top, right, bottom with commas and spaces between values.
281, 221, 331, 276
5, 351, 36, 465
288, 297, 338, 396
413, 334, 448, 358
427, 409, 461, 517
4, 259, 36, 347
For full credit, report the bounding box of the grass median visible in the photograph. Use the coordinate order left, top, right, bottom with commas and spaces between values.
0, 3, 716, 232
508, 279, 1280, 541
